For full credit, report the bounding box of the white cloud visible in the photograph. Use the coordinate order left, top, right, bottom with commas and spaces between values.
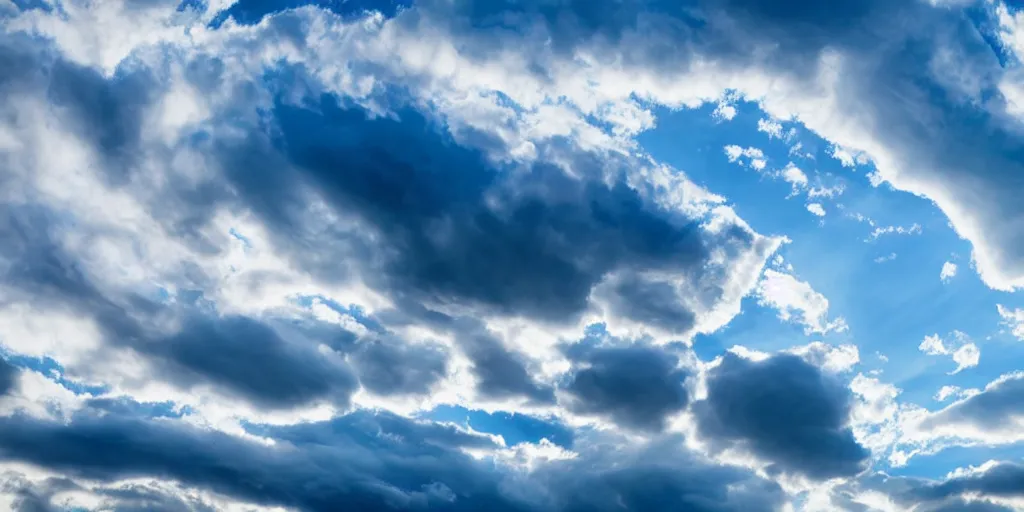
997, 304, 1024, 340
757, 118, 784, 139
2, 0, 1022, 506
874, 253, 897, 263
919, 334, 949, 356
940, 261, 958, 282
807, 183, 845, 199
829, 145, 869, 168
849, 373, 907, 457
713, 101, 737, 121
780, 162, 808, 192
904, 372, 1024, 449
723, 145, 767, 171
807, 203, 826, 217
788, 342, 860, 373
918, 332, 979, 374
951, 344, 980, 375
935, 386, 961, 402
755, 269, 847, 335
869, 224, 922, 240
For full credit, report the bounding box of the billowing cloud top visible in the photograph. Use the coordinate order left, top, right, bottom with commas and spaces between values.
1, 0, 1024, 510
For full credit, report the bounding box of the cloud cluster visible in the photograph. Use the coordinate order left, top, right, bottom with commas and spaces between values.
0, 0, 1020, 510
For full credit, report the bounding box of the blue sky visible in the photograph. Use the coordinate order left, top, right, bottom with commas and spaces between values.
3, 0, 1024, 510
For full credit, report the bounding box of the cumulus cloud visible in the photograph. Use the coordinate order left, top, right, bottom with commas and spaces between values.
1, 0, 1020, 509
558, 335, 689, 431
807, 203, 826, 217
0, 360, 17, 398
918, 332, 980, 374
996, 304, 1024, 340
829, 462, 1024, 512
913, 372, 1024, 445
757, 118, 784, 139
869, 224, 922, 241
724, 145, 768, 171
694, 353, 869, 479
940, 261, 958, 282
0, 398, 790, 512
755, 269, 847, 334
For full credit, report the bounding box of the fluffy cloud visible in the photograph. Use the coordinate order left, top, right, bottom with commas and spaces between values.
755, 269, 847, 334
724, 145, 768, 171
807, 203, 826, 217
913, 372, 1024, 445
694, 353, 870, 479
941, 261, 958, 282
558, 335, 689, 431
1, 0, 1020, 509
996, 304, 1024, 340
0, 398, 790, 512
918, 332, 980, 374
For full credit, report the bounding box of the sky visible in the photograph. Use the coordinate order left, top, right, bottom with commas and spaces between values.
3, 0, 1024, 510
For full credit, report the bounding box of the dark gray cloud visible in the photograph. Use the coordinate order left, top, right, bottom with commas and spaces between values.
98, 484, 219, 512
349, 337, 449, 397
0, 407, 518, 512
372, 303, 555, 403
212, 91, 729, 327
0, 474, 79, 512
849, 463, 1024, 512
45, 58, 157, 185
458, 327, 555, 404
408, 0, 1024, 288
0, 358, 18, 396
921, 375, 1024, 432
140, 314, 359, 409
530, 435, 785, 512
914, 462, 1024, 503
560, 339, 688, 431
0, 403, 793, 512
595, 273, 697, 333
925, 501, 1015, 512
694, 353, 869, 479
0, 472, 218, 512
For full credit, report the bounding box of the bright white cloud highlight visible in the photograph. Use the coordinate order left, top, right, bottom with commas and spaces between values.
997, 304, 1024, 340
757, 118, 784, 139
918, 332, 979, 374
755, 269, 847, 335
941, 261, 958, 282
807, 203, 826, 217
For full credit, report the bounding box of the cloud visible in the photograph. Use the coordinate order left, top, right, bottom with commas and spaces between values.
755, 269, 847, 334
558, 337, 689, 431
934, 386, 964, 402
694, 353, 870, 479
144, 314, 359, 410
724, 145, 768, 171
915, 372, 1024, 444
458, 324, 556, 405
869, 224, 922, 241
940, 261, 958, 282
3, 0, 1019, 508
0, 407, 518, 512
780, 163, 808, 191
0, 400, 787, 512
0, 360, 17, 398
996, 304, 1024, 340
757, 118, 784, 139
349, 338, 449, 397
877, 461, 1024, 512
874, 252, 897, 263
918, 332, 980, 374
525, 434, 785, 512
807, 203, 826, 217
